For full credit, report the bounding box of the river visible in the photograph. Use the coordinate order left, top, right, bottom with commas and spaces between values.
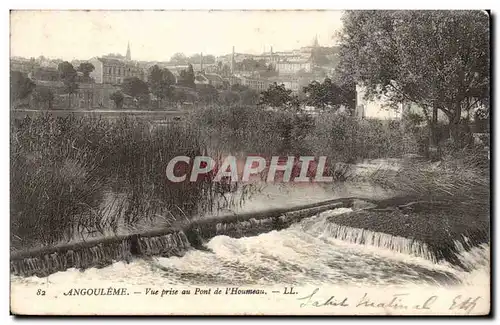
11, 182, 489, 290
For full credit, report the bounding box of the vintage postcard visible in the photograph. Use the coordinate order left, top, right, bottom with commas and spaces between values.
9, 10, 490, 316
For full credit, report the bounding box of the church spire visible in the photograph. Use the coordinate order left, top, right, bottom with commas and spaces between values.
126, 41, 131, 60
313, 34, 319, 48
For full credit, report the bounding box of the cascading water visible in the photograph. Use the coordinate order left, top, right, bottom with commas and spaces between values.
11, 206, 489, 289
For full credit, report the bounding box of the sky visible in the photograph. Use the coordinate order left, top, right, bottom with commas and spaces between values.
10, 10, 344, 62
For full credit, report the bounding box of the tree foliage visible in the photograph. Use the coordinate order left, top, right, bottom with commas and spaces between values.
58, 61, 79, 106
32, 87, 55, 109
178, 64, 195, 88
236, 58, 268, 71
122, 77, 149, 101
259, 82, 299, 110
148, 65, 175, 108
170, 53, 188, 65
77, 62, 95, 79
302, 78, 356, 111
10, 71, 35, 106
337, 10, 490, 143
110, 91, 125, 109
188, 53, 216, 64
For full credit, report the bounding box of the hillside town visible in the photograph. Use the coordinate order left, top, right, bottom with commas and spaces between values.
11, 36, 355, 112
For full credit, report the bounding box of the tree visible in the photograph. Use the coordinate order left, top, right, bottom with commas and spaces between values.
77, 62, 95, 82
103, 53, 124, 59
188, 53, 216, 64
110, 91, 125, 109
148, 65, 175, 108
204, 55, 216, 64
58, 61, 79, 107
178, 64, 195, 88
302, 78, 356, 112
122, 77, 149, 107
337, 10, 490, 147
259, 82, 298, 110
10, 71, 35, 107
170, 53, 188, 65
33, 87, 54, 109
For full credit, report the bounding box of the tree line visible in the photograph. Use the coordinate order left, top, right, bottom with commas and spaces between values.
10, 61, 96, 109
109, 64, 196, 109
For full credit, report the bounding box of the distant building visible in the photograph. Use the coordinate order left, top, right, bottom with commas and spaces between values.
225, 75, 242, 87
194, 73, 209, 85
204, 73, 225, 88
240, 76, 272, 92
89, 43, 146, 84
268, 76, 300, 93
194, 72, 226, 89
89, 57, 145, 84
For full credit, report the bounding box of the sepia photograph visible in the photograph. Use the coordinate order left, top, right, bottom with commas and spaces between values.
8, 9, 491, 316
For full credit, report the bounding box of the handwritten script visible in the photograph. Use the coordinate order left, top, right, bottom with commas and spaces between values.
297, 288, 482, 314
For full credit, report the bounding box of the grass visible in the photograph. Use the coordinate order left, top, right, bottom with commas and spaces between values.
367, 148, 490, 210
10, 114, 223, 250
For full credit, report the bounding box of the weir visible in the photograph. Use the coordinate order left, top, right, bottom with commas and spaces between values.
10, 196, 488, 277
304, 221, 438, 262
10, 197, 355, 277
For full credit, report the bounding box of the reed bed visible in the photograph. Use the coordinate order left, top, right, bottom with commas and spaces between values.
10, 106, 433, 252
11, 114, 220, 250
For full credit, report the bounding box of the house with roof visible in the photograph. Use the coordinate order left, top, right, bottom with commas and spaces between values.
89, 57, 145, 85
276, 58, 313, 75
194, 72, 225, 89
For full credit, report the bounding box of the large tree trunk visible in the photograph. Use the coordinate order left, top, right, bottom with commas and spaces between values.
421, 107, 436, 160
448, 102, 463, 148
430, 106, 441, 159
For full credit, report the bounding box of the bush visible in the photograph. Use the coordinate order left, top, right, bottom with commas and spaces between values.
310, 113, 413, 164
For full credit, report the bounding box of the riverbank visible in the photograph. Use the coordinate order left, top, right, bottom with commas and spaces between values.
327, 198, 489, 269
